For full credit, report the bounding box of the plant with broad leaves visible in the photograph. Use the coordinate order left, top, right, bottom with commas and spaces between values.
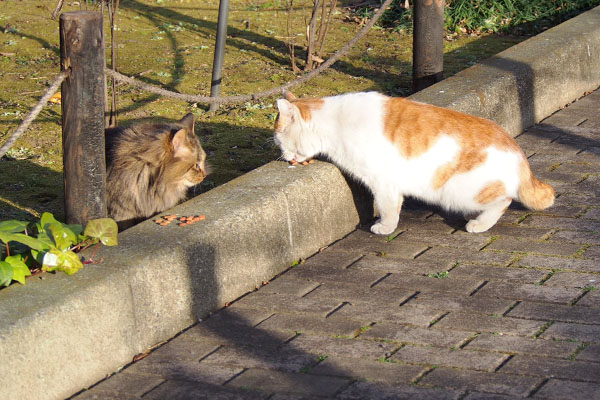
0, 212, 118, 287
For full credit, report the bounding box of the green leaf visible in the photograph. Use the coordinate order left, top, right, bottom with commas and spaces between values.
42, 248, 83, 275
0, 260, 14, 287
0, 220, 29, 233
4, 254, 31, 284
0, 232, 49, 252
84, 218, 118, 246
60, 251, 83, 275
39, 212, 59, 230
46, 222, 77, 250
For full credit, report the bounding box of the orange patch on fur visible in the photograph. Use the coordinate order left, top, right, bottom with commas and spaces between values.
475, 181, 507, 204
383, 97, 523, 189
293, 98, 324, 121
433, 150, 488, 189
383, 97, 520, 158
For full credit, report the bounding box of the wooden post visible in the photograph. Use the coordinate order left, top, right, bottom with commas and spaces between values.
60, 11, 107, 225
413, 0, 444, 92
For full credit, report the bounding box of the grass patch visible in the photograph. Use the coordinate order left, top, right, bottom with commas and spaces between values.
351, 0, 600, 35
427, 271, 449, 279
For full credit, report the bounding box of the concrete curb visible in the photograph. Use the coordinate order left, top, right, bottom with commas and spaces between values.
1, 6, 599, 400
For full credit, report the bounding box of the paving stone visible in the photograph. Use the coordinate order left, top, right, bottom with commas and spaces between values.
137, 332, 221, 363
576, 343, 600, 362
361, 322, 473, 348
187, 312, 297, 350
309, 357, 425, 385
416, 246, 515, 266
398, 217, 458, 233
348, 254, 454, 275
256, 313, 368, 338
284, 262, 389, 288
551, 229, 600, 245
541, 322, 600, 343
532, 204, 587, 218
462, 392, 524, 400
397, 230, 492, 250
143, 379, 268, 400
231, 292, 342, 317
407, 293, 515, 315
285, 334, 397, 360
582, 245, 600, 260
474, 281, 581, 304
391, 345, 507, 372
577, 175, 600, 197
375, 274, 484, 296
125, 359, 242, 385
448, 264, 547, 284
582, 207, 600, 220
544, 271, 600, 289
375, 239, 431, 259
303, 280, 415, 305
534, 168, 587, 184
74, 371, 164, 399
419, 367, 541, 397
257, 277, 320, 296
484, 237, 583, 257
337, 381, 461, 400
555, 193, 600, 207
200, 308, 273, 327
464, 333, 579, 359
330, 301, 445, 327
520, 215, 600, 231
553, 161, 600, 176
532, 379, 600, 400
199, 344, 316, 373
576, 289, 600, 307
515, 254, 600, 273
500, 355, 600, 382
303, 248, 364, 270
508, 301, 600, 325
432, 312, 545, 336
485, 224, 554, 240
227, 368, 349, 397
326, 229, 403, 255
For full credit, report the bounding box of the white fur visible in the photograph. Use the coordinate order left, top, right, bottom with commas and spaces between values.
275, 92, 521, 234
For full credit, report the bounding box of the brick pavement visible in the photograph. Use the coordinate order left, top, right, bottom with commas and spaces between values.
72, 89, 600, 399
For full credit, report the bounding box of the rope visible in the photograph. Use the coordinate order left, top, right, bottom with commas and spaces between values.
0, 70, 69, 159
106, 0, 394, 105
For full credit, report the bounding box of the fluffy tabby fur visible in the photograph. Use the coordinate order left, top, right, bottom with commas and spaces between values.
105, 113, 208, 230
274, 91, 554, 235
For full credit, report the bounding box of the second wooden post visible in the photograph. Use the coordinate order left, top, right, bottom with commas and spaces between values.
413, 0, 444, 92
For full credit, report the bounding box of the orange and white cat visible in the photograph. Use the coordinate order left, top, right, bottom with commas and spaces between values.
274, 91, 554, 235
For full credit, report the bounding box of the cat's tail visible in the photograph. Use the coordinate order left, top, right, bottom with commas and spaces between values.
518, 162, 555, 211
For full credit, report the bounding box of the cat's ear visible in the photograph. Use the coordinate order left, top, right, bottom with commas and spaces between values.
171, 129, 191, 158
179, 113, 195, 134
276, 99, 296, 120
283, 90, 297, 102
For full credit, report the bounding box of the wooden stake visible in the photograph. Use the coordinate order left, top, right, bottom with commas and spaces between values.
60, 11, 107, 225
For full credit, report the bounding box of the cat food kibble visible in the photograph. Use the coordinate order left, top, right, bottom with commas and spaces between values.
154, 214, 206, 227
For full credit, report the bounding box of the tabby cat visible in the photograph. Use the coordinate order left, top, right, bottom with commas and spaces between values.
105, 113, 208, 230
274, 91, 554, 235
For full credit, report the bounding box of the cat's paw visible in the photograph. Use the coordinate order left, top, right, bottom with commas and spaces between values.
465, 219, 491, 233
371, 221, 396, 235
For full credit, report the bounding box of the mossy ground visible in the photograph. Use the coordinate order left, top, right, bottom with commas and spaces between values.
0, 0, 529, 222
